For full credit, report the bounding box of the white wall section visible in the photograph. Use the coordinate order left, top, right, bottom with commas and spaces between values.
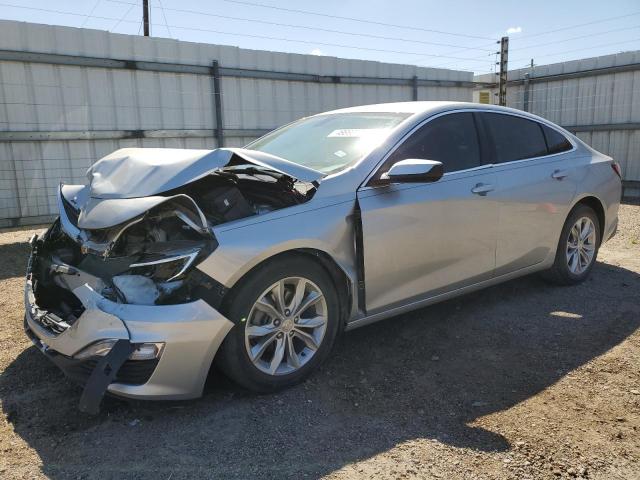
0, 20, 474, 225
475, 51, 640, 197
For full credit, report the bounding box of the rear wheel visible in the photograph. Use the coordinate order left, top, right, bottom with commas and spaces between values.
542, 204, 601, 285
216, 256, 340, 392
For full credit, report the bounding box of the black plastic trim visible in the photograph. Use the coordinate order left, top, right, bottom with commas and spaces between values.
78, 339, 136, 414
472, 112, 495, 166
185, 268, 228, 310
353, 200, 366, 314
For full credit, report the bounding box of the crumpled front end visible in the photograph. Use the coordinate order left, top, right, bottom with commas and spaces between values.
23, 147, 319, 412
25, 227, 233, 414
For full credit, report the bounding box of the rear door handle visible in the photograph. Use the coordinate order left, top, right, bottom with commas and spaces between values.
471, 183, 494, 196
552, 169, 569, 180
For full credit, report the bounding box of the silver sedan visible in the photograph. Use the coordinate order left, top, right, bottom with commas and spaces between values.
24, 102, 621, 412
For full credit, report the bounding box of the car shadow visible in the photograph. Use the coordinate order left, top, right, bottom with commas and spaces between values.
0, 240, 30, 281
1, 259, 639, 479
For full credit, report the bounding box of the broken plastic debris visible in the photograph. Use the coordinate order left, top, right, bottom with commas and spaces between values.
113, 275, 160, 305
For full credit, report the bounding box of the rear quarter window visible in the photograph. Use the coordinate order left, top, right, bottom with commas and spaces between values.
542, 124, 573, 154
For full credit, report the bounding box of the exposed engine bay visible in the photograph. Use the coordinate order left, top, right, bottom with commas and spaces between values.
32, 148, 320, 316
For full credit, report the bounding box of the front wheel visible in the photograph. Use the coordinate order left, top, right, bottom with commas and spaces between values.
216, 256, 341, 392
542, 204, 601, 285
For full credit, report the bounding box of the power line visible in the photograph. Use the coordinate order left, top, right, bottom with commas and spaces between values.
156, 0, 172, 38
472, 37, 640, 75
424, 24, 640, 70
112, 2, 135, 32
161, 23, 494, 61
2, 1, 637, 72
0, 1, 124, 22
510, 37, 640, 64
80, 0, 102, 28
511, 25, 640, 52
0, 2, 494, 62
463, 11, 640, 72
518, 11, 640, 39
106, 0, 495, 52
416, 9, 640, 69
220, 0, 496, 41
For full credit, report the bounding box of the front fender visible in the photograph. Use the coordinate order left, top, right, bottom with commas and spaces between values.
196, 200, 358, 291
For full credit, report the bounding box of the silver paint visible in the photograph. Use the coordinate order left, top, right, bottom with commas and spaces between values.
26, 101, 622, 400
87, 147, 323, 199
199, 102, 620, 327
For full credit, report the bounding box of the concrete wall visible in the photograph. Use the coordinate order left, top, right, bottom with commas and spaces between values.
0, 20, 474, 225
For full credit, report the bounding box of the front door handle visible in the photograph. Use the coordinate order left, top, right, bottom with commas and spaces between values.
552, 169, 569, 180
471, 183, 494, 196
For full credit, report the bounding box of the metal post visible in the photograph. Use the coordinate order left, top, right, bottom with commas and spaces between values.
211, 60, 224, 148
523, 58, 534, 112
523, 74, 530, 112
498, 36, 509, 106
412, 75, 418, 101
142, 0, 150, 36
8, 154, 23, 224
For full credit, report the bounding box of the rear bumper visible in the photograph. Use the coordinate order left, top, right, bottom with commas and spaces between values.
25, 269, 234, 406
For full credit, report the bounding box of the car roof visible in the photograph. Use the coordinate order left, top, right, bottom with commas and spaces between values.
319, 101, 541, 118
318, 101, 573, 134
321, 101, 465, 114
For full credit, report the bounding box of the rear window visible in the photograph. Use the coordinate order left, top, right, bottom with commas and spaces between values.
481, 113, 548, 163
542, 124, 572, 154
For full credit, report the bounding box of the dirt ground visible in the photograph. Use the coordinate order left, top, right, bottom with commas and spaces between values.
0, 205, 638, 480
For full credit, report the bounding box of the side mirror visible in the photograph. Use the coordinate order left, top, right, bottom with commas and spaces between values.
380, 159, 444, 183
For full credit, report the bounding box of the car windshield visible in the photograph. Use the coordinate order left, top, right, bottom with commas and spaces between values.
246, 112, 411, 174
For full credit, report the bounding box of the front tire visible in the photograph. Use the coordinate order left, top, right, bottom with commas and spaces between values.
216, 255, 340, 392
542, 204, 601, 285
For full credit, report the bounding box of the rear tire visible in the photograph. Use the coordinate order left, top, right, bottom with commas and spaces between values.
216, 255, 340, 392
541, 204, 601, 285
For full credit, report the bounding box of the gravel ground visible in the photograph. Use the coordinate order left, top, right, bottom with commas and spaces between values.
0, 205, 638, 480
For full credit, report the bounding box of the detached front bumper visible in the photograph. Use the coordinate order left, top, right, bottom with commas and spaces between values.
24, 260, 234, 412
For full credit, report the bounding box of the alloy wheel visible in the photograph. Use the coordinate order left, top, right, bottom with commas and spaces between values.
244, 277, 328, 375
566, 216, 596, 274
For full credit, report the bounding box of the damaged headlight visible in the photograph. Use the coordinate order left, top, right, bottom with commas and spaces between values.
128, 251, 199, 282
111, 250, 203, 305
74, 339, 165, 361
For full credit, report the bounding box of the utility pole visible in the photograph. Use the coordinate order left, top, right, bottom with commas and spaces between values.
143, 0, 150, 36
497, 36, 509, 106
523, 58, 534, 112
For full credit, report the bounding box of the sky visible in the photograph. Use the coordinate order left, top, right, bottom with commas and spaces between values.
0, 0, 638, 74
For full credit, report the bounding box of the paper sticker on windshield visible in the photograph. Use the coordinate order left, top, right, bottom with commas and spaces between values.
328, 128, 385, 138
334, 150, 347, 158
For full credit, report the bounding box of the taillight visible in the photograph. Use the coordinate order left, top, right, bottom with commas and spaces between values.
611, 161, 622, 179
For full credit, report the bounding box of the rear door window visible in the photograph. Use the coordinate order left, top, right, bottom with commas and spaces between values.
481, 113, 548, 163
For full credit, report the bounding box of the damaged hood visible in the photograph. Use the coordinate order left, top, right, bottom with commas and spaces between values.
87, 147, 322, 199
61, 147, 322, 230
